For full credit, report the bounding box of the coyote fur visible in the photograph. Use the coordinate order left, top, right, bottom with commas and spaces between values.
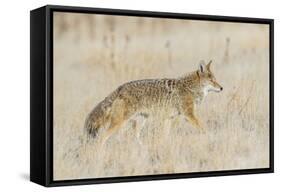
84, 60, 223, 143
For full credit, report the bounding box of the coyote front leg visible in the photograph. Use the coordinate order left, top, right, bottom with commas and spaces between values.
181, 99, 204, 132
185, 111, 204, 131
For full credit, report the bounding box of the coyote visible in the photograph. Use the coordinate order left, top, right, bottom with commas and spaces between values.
84, 60, 223, 143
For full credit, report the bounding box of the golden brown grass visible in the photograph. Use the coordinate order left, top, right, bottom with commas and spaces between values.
53, 12, 270, 180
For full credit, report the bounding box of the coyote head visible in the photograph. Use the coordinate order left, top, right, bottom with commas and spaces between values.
198, 60, 223, 94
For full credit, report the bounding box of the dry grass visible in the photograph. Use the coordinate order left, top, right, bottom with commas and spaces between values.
53, 12, 270, 180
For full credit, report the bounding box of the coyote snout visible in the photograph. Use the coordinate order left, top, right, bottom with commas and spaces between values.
85, 60, 222, 144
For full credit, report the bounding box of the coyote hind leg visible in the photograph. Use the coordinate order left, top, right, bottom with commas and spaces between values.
101, 99, 134, 145
131, 112, 148, 145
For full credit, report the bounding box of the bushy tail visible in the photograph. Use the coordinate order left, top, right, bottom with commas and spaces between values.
84, 86, 122, 141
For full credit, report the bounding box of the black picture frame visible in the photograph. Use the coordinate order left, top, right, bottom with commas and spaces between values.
30, 5, 274, 187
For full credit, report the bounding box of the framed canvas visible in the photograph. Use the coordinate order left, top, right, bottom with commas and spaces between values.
30, 5, 274, 187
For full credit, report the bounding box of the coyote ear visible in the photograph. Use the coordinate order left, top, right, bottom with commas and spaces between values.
199, 60, 206, 73
207, 60, 212, 71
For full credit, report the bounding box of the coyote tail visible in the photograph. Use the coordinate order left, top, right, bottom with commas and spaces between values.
84, 86, 122, 140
